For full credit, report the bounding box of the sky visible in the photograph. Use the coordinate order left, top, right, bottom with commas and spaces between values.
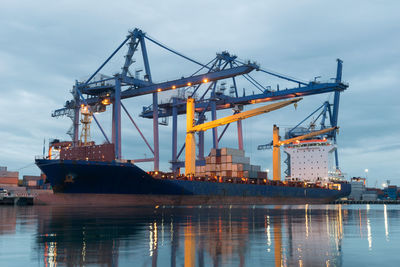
0, 0, 399, 187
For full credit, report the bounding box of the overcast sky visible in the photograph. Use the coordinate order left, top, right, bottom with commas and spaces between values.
0, 0, 399, 187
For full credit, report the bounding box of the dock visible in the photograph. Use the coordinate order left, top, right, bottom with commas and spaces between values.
332, 199, 400, 205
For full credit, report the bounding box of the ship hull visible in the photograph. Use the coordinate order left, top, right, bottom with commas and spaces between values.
35, 159, 350, 205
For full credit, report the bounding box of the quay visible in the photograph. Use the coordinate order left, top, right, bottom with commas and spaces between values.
332, 199, 400, 205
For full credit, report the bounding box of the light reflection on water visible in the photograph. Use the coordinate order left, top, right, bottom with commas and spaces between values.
0, 204, 399, 266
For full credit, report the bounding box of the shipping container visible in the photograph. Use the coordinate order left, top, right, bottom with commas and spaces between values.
251, 165, 261, 172
0, 177, 19, 185
221, 147, 245, 157
221, 164, 227, 171
225, 155, 250, 164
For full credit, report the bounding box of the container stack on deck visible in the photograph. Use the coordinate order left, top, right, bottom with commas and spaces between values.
195, 148, 268, 179
60, 143, 115, 162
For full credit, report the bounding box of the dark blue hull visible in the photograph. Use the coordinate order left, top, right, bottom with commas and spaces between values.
35, 159, 350, 203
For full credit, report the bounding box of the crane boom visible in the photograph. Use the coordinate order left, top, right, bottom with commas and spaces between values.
279, 126, 338, 146
190, 98, 302, 132
185, 97, 302, 175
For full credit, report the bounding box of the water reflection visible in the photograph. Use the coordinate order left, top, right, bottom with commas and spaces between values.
1, 204, 399, 266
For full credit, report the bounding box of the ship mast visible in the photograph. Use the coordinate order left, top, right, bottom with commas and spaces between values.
80, 105, 92, 146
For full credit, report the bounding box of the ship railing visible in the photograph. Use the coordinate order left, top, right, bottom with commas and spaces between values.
150, 171, 339, 189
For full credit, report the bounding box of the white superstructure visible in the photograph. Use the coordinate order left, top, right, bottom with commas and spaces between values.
283, 140, 336, 183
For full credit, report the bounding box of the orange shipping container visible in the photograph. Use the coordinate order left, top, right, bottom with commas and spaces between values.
0, 177, 19, 185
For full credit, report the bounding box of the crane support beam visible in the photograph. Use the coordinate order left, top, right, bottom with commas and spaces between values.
279, 126, 338, 146
120, 65, 256, 99
140, 82, 347, 118
272, 125, 338, 181
185, 98, 302, 175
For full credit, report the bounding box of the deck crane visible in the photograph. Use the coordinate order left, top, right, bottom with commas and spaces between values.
258, 100, 340, 176
272, 125, 338, 181
185, 97, 302, 175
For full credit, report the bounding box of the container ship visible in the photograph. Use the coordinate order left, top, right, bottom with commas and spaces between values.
35, 125, 350, 205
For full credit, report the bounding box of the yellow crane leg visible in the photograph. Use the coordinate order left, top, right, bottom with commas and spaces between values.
272, 125, 281, 181
185, 98, 196, 176
185, 132, 196, 176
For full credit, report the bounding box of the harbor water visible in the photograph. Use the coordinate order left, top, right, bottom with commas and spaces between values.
0, 204, 399, 266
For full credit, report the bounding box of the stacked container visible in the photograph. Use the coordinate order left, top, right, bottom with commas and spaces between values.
195, 147, 268, 179
60, 143, 115, 162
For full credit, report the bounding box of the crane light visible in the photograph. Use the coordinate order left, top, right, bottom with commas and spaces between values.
101, 98, 110, 105
172, 85, 176, 89
203, 78, 209, 83
187, 82, 192, 86
157, 88, 162, 92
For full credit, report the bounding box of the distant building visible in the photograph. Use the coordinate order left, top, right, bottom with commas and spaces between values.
348, 177, 366, 200
0, 166, 19, 187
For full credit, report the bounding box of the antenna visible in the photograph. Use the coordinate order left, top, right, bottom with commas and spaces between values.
42, 138, 45, 158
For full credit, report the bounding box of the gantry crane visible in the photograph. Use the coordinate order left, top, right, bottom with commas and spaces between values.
271, 125, 338, 181
51, 28, 347, 174
185, 98, 302, 175
52, 28, 257, 171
